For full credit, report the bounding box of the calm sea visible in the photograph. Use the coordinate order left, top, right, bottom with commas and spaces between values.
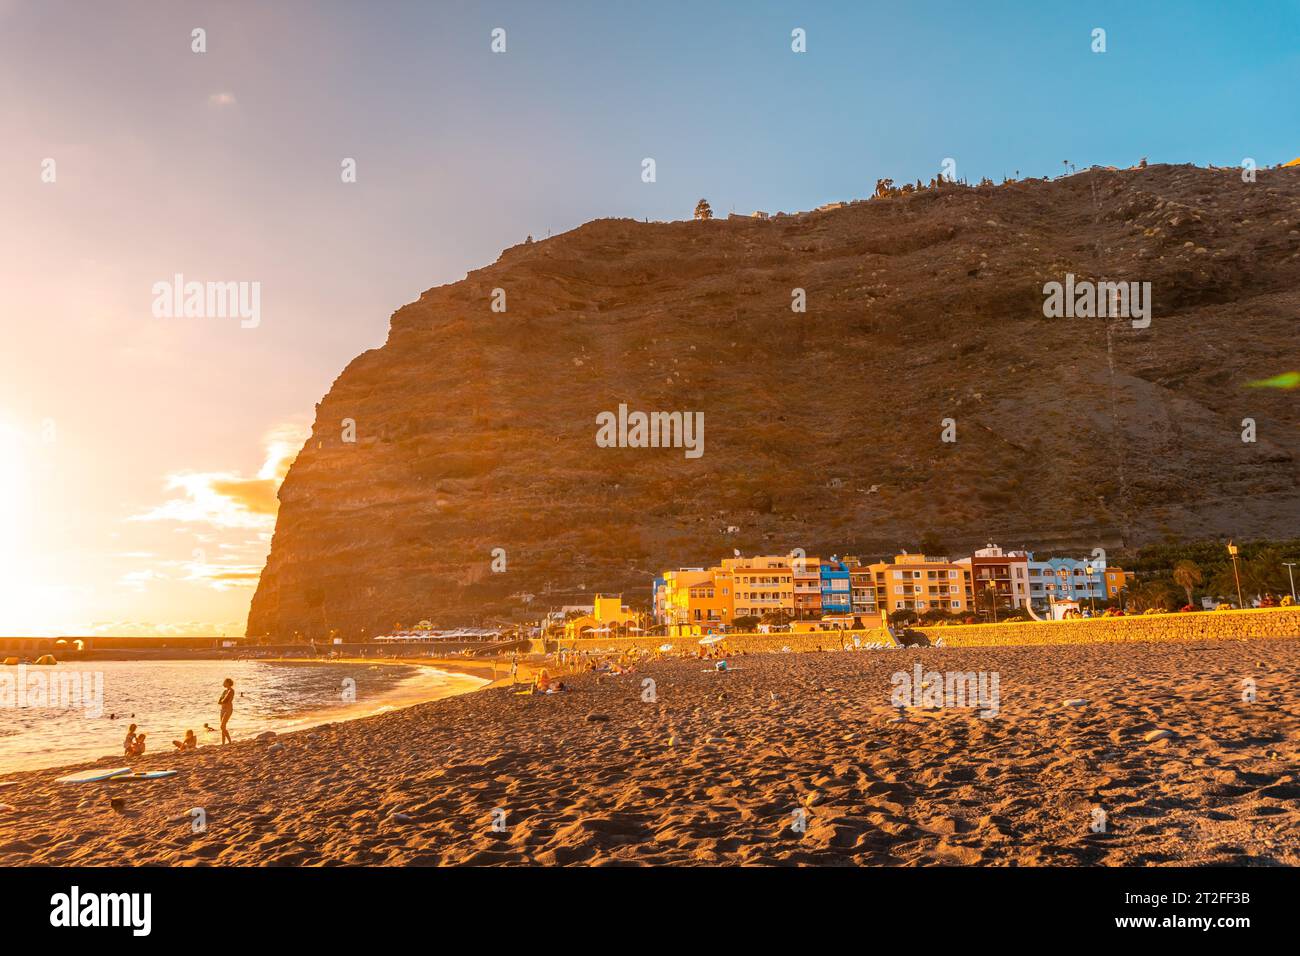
0, 659, 485, 773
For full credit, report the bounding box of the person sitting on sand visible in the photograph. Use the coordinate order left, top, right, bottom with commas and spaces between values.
123, 723, 138, 757
129, 733, 147, 757
173, 730, 197, 752
534, 669, 552, 693
219, 678, 235, 745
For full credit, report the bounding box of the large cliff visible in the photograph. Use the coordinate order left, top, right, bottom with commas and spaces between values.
247, 164, 1300, 638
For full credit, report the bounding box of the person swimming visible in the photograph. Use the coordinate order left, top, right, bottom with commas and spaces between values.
219, 678, 235, 744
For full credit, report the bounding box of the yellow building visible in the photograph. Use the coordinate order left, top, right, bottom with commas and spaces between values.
658, 568, 735, 636
721, 555, 795, 622
869, 554, 972, 615
564, 593, 639, 640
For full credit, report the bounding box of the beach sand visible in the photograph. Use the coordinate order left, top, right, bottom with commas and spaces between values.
0, 638, 1297, 866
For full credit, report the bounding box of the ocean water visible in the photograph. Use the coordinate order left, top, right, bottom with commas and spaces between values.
0, 659, 485, 773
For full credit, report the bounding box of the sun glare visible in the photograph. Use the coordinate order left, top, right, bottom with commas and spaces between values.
0, 423, 28, 626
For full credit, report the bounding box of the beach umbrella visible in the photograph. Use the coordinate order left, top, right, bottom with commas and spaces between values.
698, 635, 724, 645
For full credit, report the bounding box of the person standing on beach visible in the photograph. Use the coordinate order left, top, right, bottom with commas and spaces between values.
219, 678, 235, 744
123, 723, 138, 757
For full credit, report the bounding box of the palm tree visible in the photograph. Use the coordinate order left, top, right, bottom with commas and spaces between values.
694, 199, 712, 220
1172, 560, 1203, 607
1243, 548, 1287, 601
1129, 580, 1175, 612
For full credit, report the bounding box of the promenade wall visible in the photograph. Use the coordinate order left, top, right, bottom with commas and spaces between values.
562, 607, 1300, 654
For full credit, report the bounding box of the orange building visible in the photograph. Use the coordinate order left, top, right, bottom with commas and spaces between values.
869, 553, 972, 615
660, 567, 735, 636
1103, 567, 1133, 599
720, 555, 795, 621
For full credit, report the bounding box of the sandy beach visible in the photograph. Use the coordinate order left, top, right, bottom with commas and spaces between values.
1, 638, 1297, 866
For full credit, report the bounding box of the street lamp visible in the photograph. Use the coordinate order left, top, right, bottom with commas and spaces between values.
1227, 541, 1245, 609
1057, 567, 1070, 613
1284, 562, 1297, 602
1085, 563, 1097, 615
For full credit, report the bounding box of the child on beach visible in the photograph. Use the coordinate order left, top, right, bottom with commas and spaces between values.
129, 733, 147, 757
123, 723, 138, 757
173, 730, 197, 752
219, 678, 235, 744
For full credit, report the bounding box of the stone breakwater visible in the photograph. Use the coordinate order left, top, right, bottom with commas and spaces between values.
565, 607, 1300, 655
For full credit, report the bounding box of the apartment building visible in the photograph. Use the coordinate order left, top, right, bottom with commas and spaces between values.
721, 554, 796, 620
1026, 554, 1106, 609
956, 544, 1030, 610
870, 553, 973, 614
819, 558, 852, 614
849, 564, 881, 617
791, 555, 823, 620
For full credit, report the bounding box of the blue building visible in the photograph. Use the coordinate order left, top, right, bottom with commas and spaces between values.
819, 558, 852, 615
1026, 554, 1105, 609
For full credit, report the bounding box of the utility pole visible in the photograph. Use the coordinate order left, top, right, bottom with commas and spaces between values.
1227, 541, 1245, 609
1284, 562, 1297, 602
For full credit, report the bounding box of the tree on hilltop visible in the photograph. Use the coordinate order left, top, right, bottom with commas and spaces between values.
694, 199, 713, 220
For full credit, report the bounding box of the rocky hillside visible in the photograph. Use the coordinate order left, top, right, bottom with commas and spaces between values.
247, 164, 1300, 638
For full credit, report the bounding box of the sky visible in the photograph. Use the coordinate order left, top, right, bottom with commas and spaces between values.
0, 0, 1296, 636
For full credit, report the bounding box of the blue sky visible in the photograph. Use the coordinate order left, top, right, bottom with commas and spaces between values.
0, 0, 1296, 633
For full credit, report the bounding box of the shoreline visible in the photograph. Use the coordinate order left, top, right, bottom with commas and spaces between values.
0, 656, 519, 778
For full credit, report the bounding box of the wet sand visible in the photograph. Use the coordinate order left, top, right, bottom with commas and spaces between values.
0, 639, 1296, 866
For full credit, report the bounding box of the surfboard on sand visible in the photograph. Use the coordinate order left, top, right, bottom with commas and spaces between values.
111, 770, 178, 781
56, 767, 133, 784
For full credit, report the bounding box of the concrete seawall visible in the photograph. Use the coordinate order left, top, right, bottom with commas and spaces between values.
563, 607, 1300, 654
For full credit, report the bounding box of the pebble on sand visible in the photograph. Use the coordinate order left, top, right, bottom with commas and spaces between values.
1143, 729, 1174, 742
585, 713, 610, 723
1063, 699, 1090, 707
